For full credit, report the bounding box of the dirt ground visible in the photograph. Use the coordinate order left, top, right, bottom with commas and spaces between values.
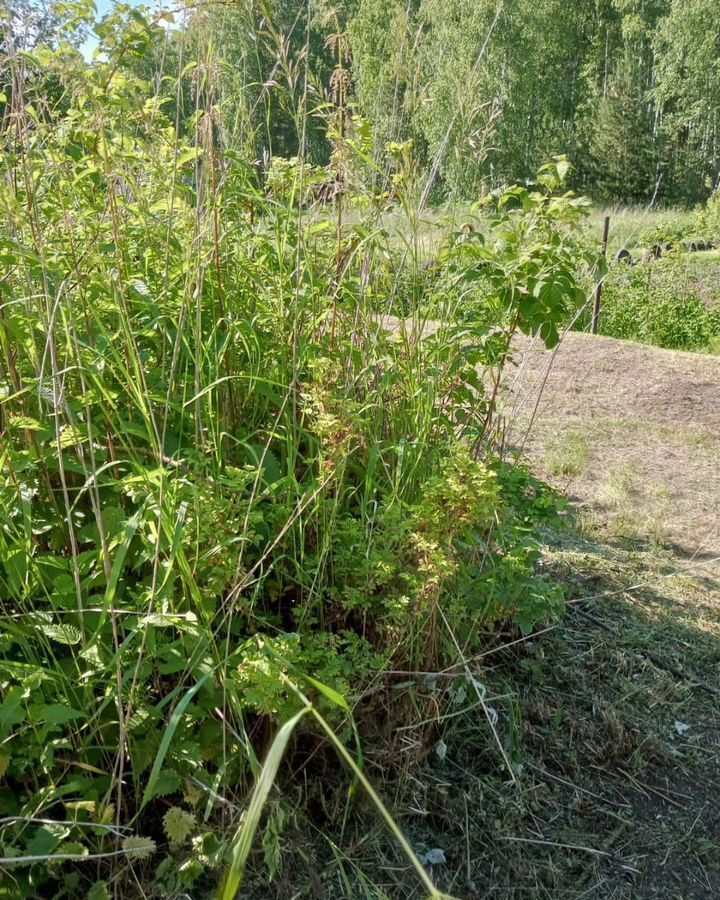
503, 331, 720, 572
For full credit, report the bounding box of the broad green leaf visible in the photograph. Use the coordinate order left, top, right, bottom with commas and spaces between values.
305, 675, 349, 712
0, 686, 26, 735
33, 703, 85, 726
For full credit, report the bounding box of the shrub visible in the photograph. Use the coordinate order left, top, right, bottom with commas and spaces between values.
0, 26, 590, 893
693, 188, 720, 244
595, 257, 720, 351
640, 216, 693, 248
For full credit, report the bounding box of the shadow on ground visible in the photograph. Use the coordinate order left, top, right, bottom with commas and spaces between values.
400, 529, 720, 899
242, 527, 720, 900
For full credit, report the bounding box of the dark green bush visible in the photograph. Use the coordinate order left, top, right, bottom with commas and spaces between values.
573, 253, 720, 352
595, 257, 720, 351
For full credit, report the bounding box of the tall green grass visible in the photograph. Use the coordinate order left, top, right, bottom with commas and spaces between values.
583, 205, 696, 256
0, 12, 590, 898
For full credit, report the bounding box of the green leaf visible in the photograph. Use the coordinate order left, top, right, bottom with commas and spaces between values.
88, 882, 111, 900
6, 415, 42, 431
140, 674, 211, 809
163, 807, 196, 844
148, 768, 182, 798
220, 707, 309, 900
92, 506, 144, 638
52, 841, 87, 861
26, 824, 69, 857
122, 836, 156, 859
177, 148, 202, 166
0, 686, 26, 736
38, 623, 83, 646
305, 675, 349, 712
33, 703, 85, 726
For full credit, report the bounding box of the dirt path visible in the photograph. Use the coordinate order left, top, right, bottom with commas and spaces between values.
467, 332, 720, 898
504, 332, 720, 571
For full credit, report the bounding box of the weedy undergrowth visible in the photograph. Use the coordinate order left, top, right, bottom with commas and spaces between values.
0, 8, 594, 897
589, 254, 720, 351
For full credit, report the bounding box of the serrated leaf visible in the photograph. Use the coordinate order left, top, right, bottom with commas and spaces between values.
79, 643, 105, 669
38, 623, 83, 645
59, 426, 85, 448
147, 767, 181, 799
122, 836, 156, 859
163, 807, 196, 844
51, 841, 87, 862
7, 415, 42, 431
88, 882, 111, 900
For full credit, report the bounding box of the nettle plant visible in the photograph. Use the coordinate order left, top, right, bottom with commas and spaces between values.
0, 19, 590, 892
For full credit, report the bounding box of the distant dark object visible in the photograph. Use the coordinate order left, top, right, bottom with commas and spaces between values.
615, 248, 632, 264
648, 241, 674, 260
680, 239, 717, 252
420, 258, 441, 277
313, 177, 344, 204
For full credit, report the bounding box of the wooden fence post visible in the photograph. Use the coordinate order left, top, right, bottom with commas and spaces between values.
592, 215, 610, 335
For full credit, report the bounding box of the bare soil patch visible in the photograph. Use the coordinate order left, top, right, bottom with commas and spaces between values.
504, 332, 720, 568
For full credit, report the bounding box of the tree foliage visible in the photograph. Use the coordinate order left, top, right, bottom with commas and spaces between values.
345, 0, 719, 203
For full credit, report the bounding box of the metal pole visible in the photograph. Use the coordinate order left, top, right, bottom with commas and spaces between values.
592, 215, 610, 335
